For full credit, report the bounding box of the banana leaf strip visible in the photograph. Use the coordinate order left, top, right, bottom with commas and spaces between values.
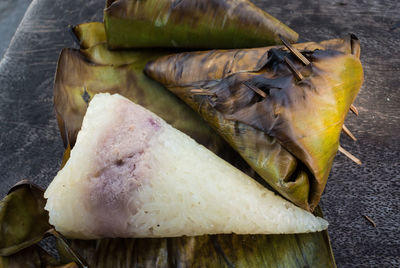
144, 35, 364, 211
0, 181, 52, 256
104, 0, 298, 49
71, 22, 106, 49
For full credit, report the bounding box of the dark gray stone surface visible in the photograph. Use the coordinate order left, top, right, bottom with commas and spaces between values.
0, 0, 399, 267
0, 0, 31, 58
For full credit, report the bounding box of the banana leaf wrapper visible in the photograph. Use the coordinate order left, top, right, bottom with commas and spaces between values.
71, 22, 107, 49
42, 22, 336, 267
58, 22, 252, 169
0, 181, 51, 257
63, 225, 335, 267
0, 181, 80, 267
104, 0, 298, 49
54, 46, 237, 162
145, 35, 364, 211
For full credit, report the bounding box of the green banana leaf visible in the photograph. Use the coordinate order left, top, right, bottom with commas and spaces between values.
144, 36, 364, 211
71, 21, 106, 49
0, 181, 87, 267
0, 181, 51, 257
0, 181, 86, 267
104, 0, 298, 49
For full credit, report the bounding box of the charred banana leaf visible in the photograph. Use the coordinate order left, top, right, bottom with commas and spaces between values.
104, 0, 298, 49
145, 35, 364, 211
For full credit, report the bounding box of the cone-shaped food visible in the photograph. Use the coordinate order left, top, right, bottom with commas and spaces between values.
45, 93, 327, 239
145, 36, 364, 211
104, 0, 298, 49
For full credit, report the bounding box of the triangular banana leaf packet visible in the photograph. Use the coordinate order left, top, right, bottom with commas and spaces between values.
104, 0, 298, 49
145, 35, 364, 211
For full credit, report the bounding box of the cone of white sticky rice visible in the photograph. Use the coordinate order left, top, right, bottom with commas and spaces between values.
44, 93, 328, 239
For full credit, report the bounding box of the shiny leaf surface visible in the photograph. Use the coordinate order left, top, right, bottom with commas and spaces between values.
104, 0, 298, 49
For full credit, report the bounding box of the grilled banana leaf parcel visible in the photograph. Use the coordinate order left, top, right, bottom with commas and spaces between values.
104, 0, 298, 49
145, 35, 364, 211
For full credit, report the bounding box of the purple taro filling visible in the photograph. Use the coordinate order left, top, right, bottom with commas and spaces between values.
84, 98, 162, 237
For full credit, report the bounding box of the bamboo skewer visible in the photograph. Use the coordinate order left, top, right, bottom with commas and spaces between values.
342, 124, 357, 141
280, 35, 311, 66
350, 104, 359, 116
190, 89, 216, 97
244, 82, 267, 98
284, 57, 304, 81
48, 228, 89, 267
338, 145, 362, 165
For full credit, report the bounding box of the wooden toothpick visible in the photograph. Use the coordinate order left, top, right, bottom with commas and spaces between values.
190, 89, 216, 97
350, 104, 359, 116
284, 57, 304, 81
338, 145, 362, 165
280, 35, 311, 66
244, 82, 267, 98
342, 124, 357, 141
